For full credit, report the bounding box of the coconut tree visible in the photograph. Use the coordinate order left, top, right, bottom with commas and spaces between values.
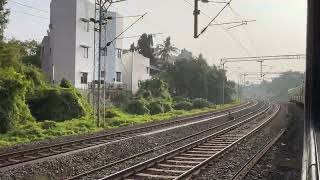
157, 37, 178, 64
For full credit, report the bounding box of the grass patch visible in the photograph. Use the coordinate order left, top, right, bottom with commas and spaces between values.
0, 101, 240, 147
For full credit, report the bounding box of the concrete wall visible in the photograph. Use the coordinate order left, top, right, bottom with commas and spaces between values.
98, 11, 123, 83
41, 0, 124, 89
49, 0, 77, 85
121, 52, 151, 94
41, 36, 53, 82
75, 0, 95, 89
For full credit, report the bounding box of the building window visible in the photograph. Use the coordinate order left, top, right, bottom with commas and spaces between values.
81, 18, 90, 32
82, 47, 89, 58
101, 71, 105, 78
117, 49, 122, 58
146, 67, 150, 74
116, 72, 121, 82
80, 72, 88, 84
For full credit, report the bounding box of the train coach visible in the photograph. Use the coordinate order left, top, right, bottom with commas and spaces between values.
288, 85, 304, 104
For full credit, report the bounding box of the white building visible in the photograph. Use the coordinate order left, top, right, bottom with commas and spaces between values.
41, 0, 124, 89
121, 51, 151, 94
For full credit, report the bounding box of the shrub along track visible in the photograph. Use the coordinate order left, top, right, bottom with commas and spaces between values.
91, 103, 279, 180
67, 101, 269, 179
0, 101, 255, 169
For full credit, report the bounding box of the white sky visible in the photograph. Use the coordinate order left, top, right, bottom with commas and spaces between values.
4, 0, 307, 82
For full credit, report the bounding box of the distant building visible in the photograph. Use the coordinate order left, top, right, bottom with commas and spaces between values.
41, 0, 123, 89
178, 48, 193, 59
121, 51, 151, 94
166, 48, 193, 65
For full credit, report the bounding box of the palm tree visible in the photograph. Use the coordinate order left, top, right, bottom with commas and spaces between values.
157, 37, 178, 64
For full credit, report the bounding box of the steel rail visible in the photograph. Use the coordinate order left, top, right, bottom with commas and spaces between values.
0, 101, 254, 169
231, 129, 286, 180
174, 104, 280, 180
100, 103, 278, 180
68, 101, 268, 180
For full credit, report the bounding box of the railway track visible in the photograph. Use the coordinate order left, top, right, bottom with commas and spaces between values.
231, 129, 286, 180
0, 101, 255, 169
68, 101, 269, 179
99, 103, 280, 180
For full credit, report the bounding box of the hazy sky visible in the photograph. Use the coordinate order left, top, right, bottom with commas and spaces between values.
4, 0, 307, 82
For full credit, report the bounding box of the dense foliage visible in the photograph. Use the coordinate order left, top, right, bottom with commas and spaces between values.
0, 0, 9, 41
125, 78, 172, 115
0, 41, 91, 133
162, 55, 235, 104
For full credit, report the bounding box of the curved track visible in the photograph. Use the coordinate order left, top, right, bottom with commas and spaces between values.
68, 101, 268, 179
98, 103, 280, 180
0, 102, 254, 169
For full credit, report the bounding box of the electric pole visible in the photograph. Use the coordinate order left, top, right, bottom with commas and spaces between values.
97, 0, 104, 127
194, 0, 200, 38
222, 62, 225, 104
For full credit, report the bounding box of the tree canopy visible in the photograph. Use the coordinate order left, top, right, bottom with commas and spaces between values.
161, 55, 235, 104
136, 33, 156, 64
157, 36, 178, 64
0, 0, 9, 41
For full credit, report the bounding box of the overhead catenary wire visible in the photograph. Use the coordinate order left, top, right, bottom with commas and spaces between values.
8, 0, 49, 13
182, 0, 251, 55
102, 12, 147, 50
197, 0, 234, 37
11, 10, 49, 20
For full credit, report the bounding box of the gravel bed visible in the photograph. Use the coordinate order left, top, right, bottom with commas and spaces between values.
80, 102, 269, 179
243, 103, 303, 180
0, 103, 249, 155
0, 103, 259, 179
195, 103, 288, 180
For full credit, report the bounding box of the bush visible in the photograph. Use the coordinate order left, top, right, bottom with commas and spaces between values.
60, 78, 73, 88
0, 68, 33, 133
137, 78, 172, 101
148, 101, 164, 115
27, 88, 86, 121
174, 101, 193, 111
125, 100, 150, 115
173, 96, 191, 103
163, 103, 173, 113
41, 121, 57, 130
104, 109, 119, 118
142, 90, 152, 99
112, 91, 131, 107
192, 98, 210, 109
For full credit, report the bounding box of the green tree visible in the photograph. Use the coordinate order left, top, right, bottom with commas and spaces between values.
0, 0, 9, 41
137, 33, 155, 64
5, 39, 41, 68
162, 55, 235, 104
157, 37, 178, 64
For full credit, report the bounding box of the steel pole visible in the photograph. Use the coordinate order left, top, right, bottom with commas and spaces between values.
97, 0, 103, 127
222, 63, 225, 104
194, 0, 200, 38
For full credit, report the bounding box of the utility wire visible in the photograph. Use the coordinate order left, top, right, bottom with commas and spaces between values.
103, 13, 147, 49
8, 0, 49, 13
182, 0, 251, 55
12, 10, 49, 20
198, 0, 234, 37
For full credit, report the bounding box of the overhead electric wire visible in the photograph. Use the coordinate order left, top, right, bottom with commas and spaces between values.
182, 0, 251, 55
198, 0, 234, 37
9, 0, 49, 13
12, 10, 49, 20
103, 13, 147, 49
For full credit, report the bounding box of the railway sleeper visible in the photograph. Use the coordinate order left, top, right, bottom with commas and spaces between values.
132, 172, 178, 179
173, 156, 207, 161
